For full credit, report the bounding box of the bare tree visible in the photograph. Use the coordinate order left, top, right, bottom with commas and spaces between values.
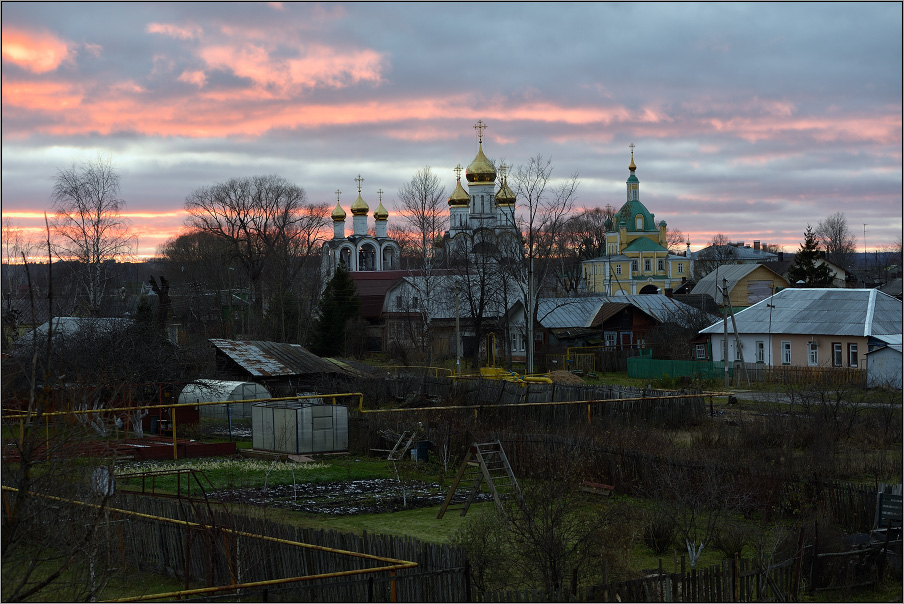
556, 207, 612, 294
692, 234, 738, 280
666, 227, 687, 254
50, 154, 136, 315
815, 211, 857, 270
184, 174, 319, 337
510, 155, 579, 373
396, 167, 448, 364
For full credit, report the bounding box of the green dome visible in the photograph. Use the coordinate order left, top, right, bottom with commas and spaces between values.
616, 200, 656, 232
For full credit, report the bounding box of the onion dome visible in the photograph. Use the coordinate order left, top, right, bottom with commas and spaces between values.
495, 180, 515, 206
374, 200, 389, 221
448, 164, 470, 207
658, 220, 667, 228
331, 200, 346, 221
466, 143, 496, 183
351, 192, 369, 216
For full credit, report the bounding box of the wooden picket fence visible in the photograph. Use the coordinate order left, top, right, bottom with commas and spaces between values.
479, 556, 799, 602
102, 496, 470, 602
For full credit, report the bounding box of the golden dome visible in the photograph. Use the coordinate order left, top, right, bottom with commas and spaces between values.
374, 200, 389, 221
351, 193, 369, 216
331, 200, 346, 221
495, 180, 515, 206
465, 143, 496, 183
448, 178, 470, 207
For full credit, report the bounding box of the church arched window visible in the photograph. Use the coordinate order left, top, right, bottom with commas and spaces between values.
635, 215, 643, 230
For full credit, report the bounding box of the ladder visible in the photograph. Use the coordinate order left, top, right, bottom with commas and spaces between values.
437, 441, 525, 519
386, 430, 416, 462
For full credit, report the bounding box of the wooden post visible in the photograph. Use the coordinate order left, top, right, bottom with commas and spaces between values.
390, 570, 397, 602
171, 405, 178, 460
733, 553, 739, 602
792, 526, 804, 601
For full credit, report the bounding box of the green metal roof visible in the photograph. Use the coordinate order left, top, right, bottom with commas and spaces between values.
626, 174, 639, 184
616, 199, 656, 231
622, 236, 667, 253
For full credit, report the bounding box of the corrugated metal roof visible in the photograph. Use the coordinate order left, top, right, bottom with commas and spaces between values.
699, 288, 903, 337
537, 298, 606, 328
535, 295, 712, 329
209, 339, 347, 377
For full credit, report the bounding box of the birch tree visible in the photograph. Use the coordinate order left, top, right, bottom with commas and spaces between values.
396, 167, 447, 364
50, 155, 136, 315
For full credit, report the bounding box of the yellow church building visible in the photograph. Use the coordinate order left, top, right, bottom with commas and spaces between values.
582, 148, 689, 295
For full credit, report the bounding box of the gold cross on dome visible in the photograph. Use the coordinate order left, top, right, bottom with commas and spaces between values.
474, 119, 487, 143
499, 163, 508, 180
335, 189, 341, 203
354, 174, 364, 193
454, 164, 462, 180
629, 142, 635, 152
377, 188, 383, 203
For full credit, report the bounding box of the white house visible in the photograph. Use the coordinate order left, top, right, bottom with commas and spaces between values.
697, 288, 902, 369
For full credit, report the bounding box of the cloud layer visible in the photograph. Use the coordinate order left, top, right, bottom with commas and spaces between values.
2, 3, 901, 259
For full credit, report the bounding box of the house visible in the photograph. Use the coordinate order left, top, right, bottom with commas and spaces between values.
581, 149, 690, 295
865, 335, 902, 389
382, 274, 520, 361
697, 289, 902, 369
208, 339, 357, 396
763, 252, 849, 289
690, 264, 790, 312
507, 295, 713, 363
688, 240, 778, 280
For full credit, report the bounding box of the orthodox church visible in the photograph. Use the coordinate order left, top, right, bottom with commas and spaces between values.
581, 146, 690, 295
438, 120, 521, 264
321, 175, 401, 280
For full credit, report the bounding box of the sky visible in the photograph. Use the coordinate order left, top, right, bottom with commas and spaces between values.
2, 2, 901, 261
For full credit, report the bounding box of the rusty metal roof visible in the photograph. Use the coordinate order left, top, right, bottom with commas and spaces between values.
209, 339, 349, 377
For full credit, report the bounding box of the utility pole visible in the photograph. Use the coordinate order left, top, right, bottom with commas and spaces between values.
723, 277, 730, 389
455, 280, 461, 375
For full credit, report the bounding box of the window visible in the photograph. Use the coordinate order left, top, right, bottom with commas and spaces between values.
808, 342, 818, 366
605, 332, 617, 348
677, 263, 684, 274
782, 341, 791, 365
848, 343, 858, 367
636, 216, 643, 229
695, 344, 707, 359
832, 342, 842, 367
535, 332, 544, 342
756, 341, 765, 363
735, 341, 743, 361
412, 296, 419, 309
511, 331, 525, 352
615, 264, 622, 275
644, 259, 652, 272
631, 260, 638, 272
658, 259, 664, 272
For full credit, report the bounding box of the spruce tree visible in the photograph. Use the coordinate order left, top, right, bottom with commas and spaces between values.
310, 263, 360, 356
787, 225, 835, 287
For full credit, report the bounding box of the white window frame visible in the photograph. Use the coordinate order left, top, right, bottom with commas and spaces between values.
631, 260, 638, 272
677, 263, 684, 274
735, 341, 743, 361
695, 344, 707, 359
848, 343, 858, 367
636, 216, 643, 229
832, 342, 842, 367
644, 258, 652, 272
657, 259, 665, 272
605, 332, 617, 348
782, 341, 791, 365
615, 264, 622, 275
808, 342, 818, 366
756, 341, 765, 363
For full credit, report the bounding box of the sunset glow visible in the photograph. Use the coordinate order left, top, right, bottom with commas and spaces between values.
1, 3, 900, 260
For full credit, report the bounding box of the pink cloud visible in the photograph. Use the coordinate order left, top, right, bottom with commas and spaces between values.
198, 42, 384, 94
1, 28, 71, 73
177, 70, 207, 87
1, 79, 84, 110
146, 22, 203, 40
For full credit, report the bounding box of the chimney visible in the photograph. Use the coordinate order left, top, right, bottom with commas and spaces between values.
665, 288, 673, 298
754, 241, 760, 251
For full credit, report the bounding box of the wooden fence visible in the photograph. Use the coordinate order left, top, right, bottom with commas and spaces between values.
104, 496, 469, 602
732, 363, 866, 387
